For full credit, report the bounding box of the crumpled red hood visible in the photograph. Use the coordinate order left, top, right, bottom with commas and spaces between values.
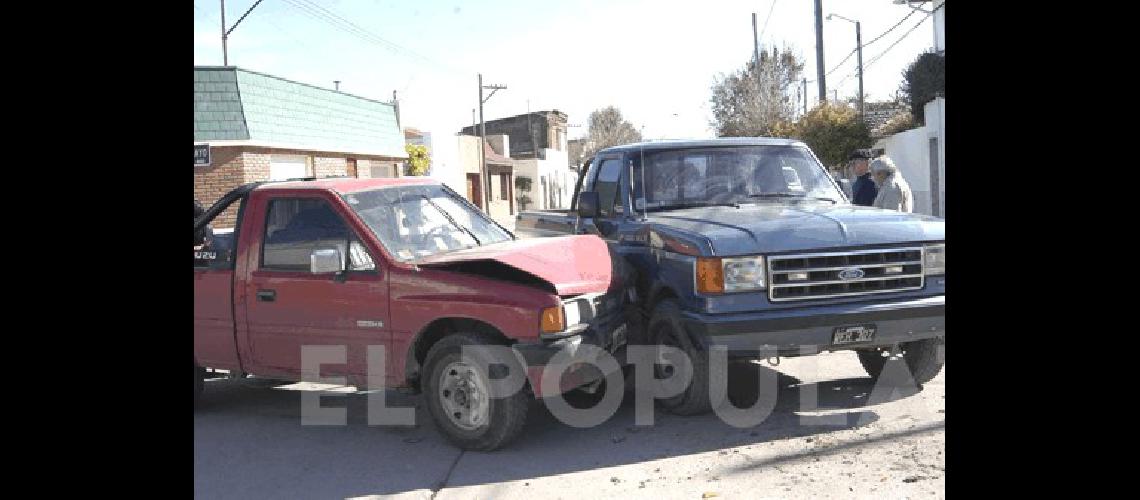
414, 235, 613, 296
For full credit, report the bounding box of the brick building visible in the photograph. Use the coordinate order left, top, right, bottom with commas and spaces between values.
194, 66, 407, 227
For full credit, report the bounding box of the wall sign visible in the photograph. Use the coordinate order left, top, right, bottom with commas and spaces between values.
194, 144, 211, 167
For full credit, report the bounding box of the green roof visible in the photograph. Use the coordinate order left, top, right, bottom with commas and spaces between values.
194, 67, 406, 158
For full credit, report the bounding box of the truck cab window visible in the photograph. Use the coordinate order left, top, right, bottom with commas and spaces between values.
261, 198, 375, 272
593, 158, 625, 217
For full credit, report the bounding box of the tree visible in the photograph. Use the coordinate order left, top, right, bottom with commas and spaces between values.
899, 51, 945, 124
582, 106, 642, 159
710, 46, 803, 137
791, 102, 872, 167
404, 143, 431, 176
877, 111, 918, 137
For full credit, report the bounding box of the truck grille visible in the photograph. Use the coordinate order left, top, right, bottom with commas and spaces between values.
768, 247, 924, 302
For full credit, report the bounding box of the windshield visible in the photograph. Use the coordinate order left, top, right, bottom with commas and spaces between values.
343, 184, 513, 261
633, 145, 844, 210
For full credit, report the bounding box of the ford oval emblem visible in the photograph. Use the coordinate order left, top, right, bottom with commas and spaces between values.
838, 268, 865, 280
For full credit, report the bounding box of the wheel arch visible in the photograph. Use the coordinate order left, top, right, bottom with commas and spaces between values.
403, 317, 512, 392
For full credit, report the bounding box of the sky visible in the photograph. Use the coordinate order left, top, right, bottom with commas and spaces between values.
193, 0, 938, 142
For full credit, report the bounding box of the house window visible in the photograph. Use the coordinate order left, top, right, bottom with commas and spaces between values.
500, 173, 509, 200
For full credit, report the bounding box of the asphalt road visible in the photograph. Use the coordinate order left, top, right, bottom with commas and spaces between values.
194, 351, 945, 499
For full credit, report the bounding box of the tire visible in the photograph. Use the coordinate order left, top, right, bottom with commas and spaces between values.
648, 299, 720, 415
421, 331, 530, 451
194, 362, 204, 406
857, 337, 944, 385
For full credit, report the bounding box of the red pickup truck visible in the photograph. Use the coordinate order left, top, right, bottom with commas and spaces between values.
194, 177, 632, 450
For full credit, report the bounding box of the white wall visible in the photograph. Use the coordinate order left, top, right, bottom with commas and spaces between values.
428, 134, 466, 196
514, 148, 572, 210
874, 97, 945, 217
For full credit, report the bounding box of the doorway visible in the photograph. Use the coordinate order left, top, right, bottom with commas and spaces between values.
466, 173, 483, 210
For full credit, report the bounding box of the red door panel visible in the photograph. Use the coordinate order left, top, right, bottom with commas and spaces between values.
194, 268, 240, 369
244, 270, 389, 380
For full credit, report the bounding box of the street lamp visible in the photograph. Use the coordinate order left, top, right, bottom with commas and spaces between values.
892, 0, 935, 14
220, 0, 266, 66
826, 13, 864, 122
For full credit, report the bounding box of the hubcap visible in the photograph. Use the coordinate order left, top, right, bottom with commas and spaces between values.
437, 360, 490, 431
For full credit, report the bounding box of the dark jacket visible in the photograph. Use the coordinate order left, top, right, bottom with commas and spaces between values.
851, 173, 878, 206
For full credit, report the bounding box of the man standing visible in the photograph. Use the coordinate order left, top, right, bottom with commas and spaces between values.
849, 149, 878, 206
870, 156, 913, 213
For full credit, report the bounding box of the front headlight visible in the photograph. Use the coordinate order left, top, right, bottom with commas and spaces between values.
924, 243, 945, 275
696, 256, 766, 293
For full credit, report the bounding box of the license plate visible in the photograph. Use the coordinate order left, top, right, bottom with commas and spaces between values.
833, 325, 876, 344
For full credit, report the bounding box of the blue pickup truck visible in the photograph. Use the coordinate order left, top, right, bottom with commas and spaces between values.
516, 138, 945, 414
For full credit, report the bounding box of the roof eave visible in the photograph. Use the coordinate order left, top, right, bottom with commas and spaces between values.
194, 139, 409, 159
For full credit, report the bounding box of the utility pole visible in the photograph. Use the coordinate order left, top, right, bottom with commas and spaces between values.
478, 73, 507, 212
828, 13, 865, 122
221, 0, 227, 66
333, 80, 340, 91
855, 20, 864, 121
752, 13, 761, 92
813, 0, 826, 103
220, 0, 265, 66
802, 78, 808, 114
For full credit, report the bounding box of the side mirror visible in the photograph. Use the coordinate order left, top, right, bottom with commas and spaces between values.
310, 248, 344, 274
577, 191, 600, 218
194, 224, 214, 248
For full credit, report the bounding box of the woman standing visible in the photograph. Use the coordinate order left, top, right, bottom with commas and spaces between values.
870, 156, 913, 213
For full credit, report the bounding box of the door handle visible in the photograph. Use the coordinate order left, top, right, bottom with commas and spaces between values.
256, 289, 276, 302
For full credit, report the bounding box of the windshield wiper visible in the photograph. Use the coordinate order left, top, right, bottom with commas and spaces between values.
749, 192, 837, 204
420, 195, 481, 245
646, 201, 741, 212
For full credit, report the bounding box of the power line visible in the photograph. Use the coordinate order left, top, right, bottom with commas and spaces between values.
298, 0, 421, 57
834, 10, 932, 88
863, 9, 918, 47
825, 48, 857, 78
807, 8, 919, 85
864, 11, 933, 68
281, 0, 467, 76
758, 0, 777, 41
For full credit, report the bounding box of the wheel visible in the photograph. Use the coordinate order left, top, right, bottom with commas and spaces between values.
421, 332, 530, 451
648, 299, 720, 415
857, 337, 944, 385
194, 361, 204, 406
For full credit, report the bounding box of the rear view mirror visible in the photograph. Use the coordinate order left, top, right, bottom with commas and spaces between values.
310, 248, 344, 274
577, 191, 600, 218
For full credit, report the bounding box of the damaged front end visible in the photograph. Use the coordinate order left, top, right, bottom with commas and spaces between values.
416, 236, 638, 398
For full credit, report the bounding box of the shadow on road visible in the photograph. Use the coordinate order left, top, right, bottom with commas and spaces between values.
194, 360, 927, 498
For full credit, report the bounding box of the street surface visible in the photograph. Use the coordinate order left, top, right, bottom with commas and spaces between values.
195, 351, 945, 499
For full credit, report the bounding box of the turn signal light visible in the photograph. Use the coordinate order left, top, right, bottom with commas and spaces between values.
540, 306, 565, 333
696, 257, 725, 294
